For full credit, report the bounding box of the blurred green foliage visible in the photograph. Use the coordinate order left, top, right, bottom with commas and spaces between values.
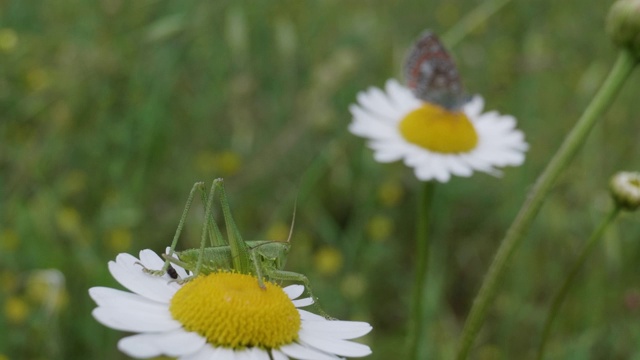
1, 0, 640, 359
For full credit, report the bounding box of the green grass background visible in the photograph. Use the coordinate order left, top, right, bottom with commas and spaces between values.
1, 0, 640, 359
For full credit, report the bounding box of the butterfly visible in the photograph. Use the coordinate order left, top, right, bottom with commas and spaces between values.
404, 30, 469, 111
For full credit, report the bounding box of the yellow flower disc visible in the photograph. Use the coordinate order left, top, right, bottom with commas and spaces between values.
170, 272, 300, 349
398, 102, 478, 153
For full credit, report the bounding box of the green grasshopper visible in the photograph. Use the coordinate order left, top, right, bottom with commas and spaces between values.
139, 178, 316, 297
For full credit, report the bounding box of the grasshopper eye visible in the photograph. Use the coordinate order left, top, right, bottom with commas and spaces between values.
167, 265, 179, 280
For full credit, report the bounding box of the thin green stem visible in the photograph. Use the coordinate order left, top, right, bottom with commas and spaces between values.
455, 49, 637, 360
442, 0, 513, 48
407, 181, 436, 360
536, 206, 621, 360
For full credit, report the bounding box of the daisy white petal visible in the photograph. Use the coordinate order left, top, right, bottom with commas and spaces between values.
233, 348, 254, 360
92, 304, 180, 333
271, 349, 290, 360
283, 284, 305, 300
212, 347, 238, 360
415, 164, 436, 181
108, 254, 177, 302
443, 155, 473, 177
248, 347, 271, 360
298, 309, 326, 321
117, 333, 163, 358
138, 249, 165, 269
118, 330, 205, 358
464, 95, 484, 117
298, 332, 372, 357
348, 119, 394, 140
348, 106, 398, 140
360, 87, 399, 120
89, 286, 165, 308
427, 155, 451, 183
302, 320, 373, 340
182, 345, 218, 360
292, 297, 314, 308
385, 79, 421, 111
89, 286, 137, 306
373, 151, 403, 163
458, 153, 496, 173
369, 140, 412, 163
279, 342, 342, 360
374, 150, 405, 163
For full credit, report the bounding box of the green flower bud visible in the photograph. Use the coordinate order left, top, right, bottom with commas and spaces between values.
606, 0, 640, 57
610, 171, 640, 211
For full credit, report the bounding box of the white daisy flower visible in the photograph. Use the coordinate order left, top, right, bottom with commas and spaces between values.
89, 249, 373, 359
348, 79, 528, 182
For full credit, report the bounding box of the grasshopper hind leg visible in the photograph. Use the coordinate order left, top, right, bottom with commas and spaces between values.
263, 268, 334, 320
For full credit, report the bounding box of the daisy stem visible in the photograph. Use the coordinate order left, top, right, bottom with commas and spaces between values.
442, 0, 512, 48
455, 49, 637, 360
536, 205, 620, 360
407, 180, 436, 360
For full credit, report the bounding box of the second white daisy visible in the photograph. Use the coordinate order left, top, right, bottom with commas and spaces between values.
349, 79, 528, 183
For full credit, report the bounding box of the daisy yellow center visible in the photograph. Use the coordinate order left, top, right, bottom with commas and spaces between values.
169, 272, 301, 349
398, 102, 478, 153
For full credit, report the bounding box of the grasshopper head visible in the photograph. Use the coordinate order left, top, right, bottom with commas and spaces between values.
251, 241, 291, 270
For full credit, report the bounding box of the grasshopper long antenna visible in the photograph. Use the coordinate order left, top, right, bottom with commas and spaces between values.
286, 197, 297, 243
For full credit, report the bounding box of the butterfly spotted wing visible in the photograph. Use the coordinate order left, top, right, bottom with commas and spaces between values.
404, 31, 468, 110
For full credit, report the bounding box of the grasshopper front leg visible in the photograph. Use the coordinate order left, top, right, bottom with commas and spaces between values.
137, 182, 204, 277
160, 253, 197, 284
250, 249, 267, 290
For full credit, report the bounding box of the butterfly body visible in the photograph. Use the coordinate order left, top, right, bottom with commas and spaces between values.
404, 31, 469, 110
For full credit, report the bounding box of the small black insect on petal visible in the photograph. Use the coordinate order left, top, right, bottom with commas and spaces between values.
167, 265, 179, 279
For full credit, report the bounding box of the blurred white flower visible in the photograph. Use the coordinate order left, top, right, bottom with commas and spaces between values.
349, 79, 528, 182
